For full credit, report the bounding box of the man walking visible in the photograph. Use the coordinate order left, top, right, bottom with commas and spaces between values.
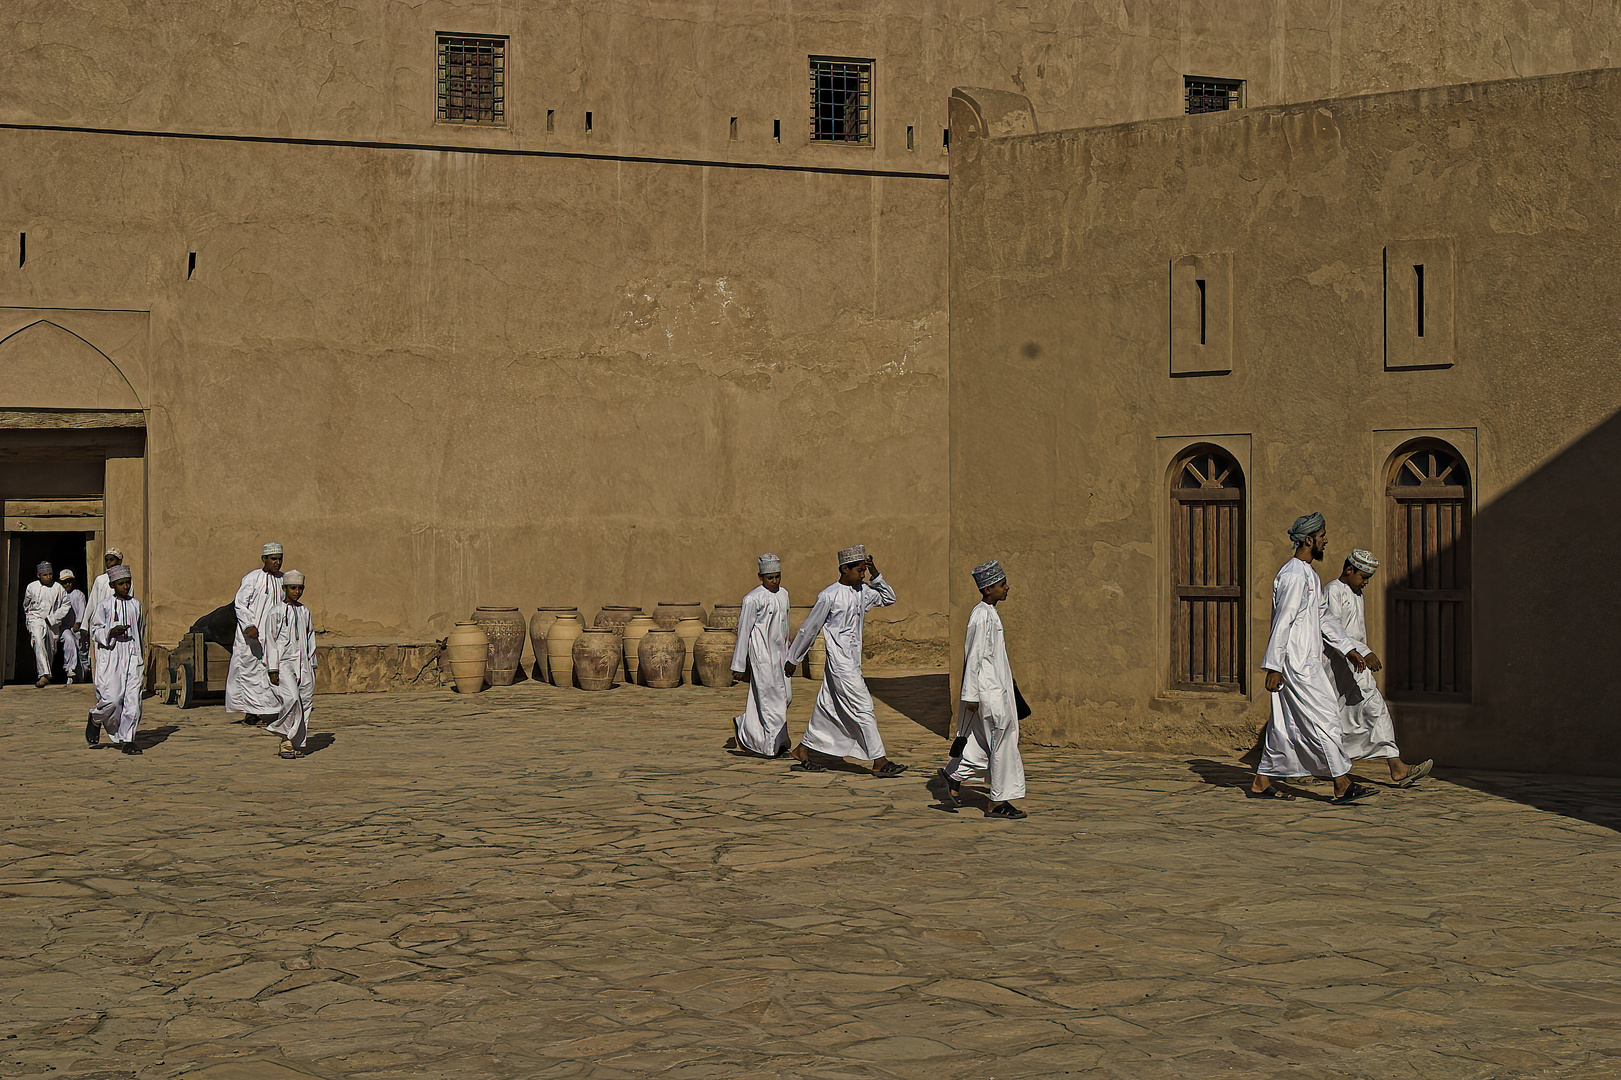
85, 565, 145, 754
940, 560, 1027, 818
59, 568, 88, 684
1325, 549, 1434, 787
23, 561, 70, 687
730, 553, 793, 757
785, 545, 908, 778
1249, 513, 1376, 805
225, 542, 285, 722
86, 549, 122, 677
267, 570, 317, 760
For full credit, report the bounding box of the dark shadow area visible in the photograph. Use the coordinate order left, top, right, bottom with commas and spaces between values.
131, 724, 179, 751
924, 768, 988, 814
300, 732, 336, 755
1440, 770, 1621, 833
8, 530, 92, 685
1186, 758, 1254, 788
868, 673, 952, 737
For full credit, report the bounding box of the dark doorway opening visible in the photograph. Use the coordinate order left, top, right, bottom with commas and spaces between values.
8, 531, 92, 685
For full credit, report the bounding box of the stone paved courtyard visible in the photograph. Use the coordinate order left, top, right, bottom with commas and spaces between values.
3, 673, 1621, 1080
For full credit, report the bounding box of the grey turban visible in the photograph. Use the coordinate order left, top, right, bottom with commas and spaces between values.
971, 560, 1006, 588
108, 565, 132, 582
1287, 513, 1326, 545
1348, 549, 1379, 574
837, 544, 867, 567
757, 553, 781, 574
36, 561, 52, 574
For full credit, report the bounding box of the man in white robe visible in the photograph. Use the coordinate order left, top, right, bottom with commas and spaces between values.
85, 565, 145, 754
225, 542, 285, 721
730, 553, 793, 757
1250, 513, 1376, 805
85, 549, 121, 677
23, 561, 70, 687
1325, 549, 1434, 787
267, 570, 317, 759
940, 560, 1027, 818
59, 569, 88, 684
784, 545, 908, 777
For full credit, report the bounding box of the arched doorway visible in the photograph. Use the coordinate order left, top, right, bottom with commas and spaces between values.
1385, 439, 1472, 700
1169, 445, 1246, 691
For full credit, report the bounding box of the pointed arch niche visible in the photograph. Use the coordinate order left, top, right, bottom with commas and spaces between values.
1384, 438, 1473, 701
1167, 442, 1248, 692
0, 310, 149, 684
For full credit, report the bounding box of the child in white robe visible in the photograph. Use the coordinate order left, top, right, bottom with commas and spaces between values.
730, 553, 792, 757
85, 566, 145, 754
23, 561, 70, 687
940, 560, 1027, 817
59, 569, 87, 684
267, 570, 317, 759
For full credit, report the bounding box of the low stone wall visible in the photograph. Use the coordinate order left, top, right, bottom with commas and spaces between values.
314, 640, 444, 694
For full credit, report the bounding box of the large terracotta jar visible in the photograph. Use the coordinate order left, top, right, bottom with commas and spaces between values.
653, 601, 705, 630
806, 633, 827, 681
638, 630, 684, 688
622, 614, 656, 684
444, 622, 489, 694
673, 616, 705, 684
572, 628, 619, 691
546, 614, 584, 687
693, 627, 737, 687
708, 604, 742, 630
528, 606, 578, 681
595, 606, 643, 681
474, 607, 527, 686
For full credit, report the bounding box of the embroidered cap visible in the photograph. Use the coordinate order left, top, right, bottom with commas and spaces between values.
757, 553, 781, 574
262, 542, 284, 556
108, 565, 132, 582
1348, 549, 1379, 574
971, 560, 1006, 589
837, 544, 867, 567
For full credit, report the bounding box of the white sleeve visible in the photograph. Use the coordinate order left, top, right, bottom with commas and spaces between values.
864, 574, 897, 610
730, 594, 758, 674
1319, 588, 1360, 658
1261, 568, 1307, 673
787, 593, 833, 665
233, 572, 260, 632
960, 615, 989, 705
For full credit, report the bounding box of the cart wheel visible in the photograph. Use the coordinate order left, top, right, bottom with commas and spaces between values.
175, 664, 194, 710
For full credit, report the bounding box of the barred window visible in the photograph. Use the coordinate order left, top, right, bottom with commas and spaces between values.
1386, 441, 1472, 700
1170, 446, 1246, 692
810, 57, 872, 144
437, 34, 506, 125
1185, 76, 1243, 115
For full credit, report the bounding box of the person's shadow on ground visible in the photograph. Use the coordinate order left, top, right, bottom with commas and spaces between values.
1186, 758, 1338, 802
301, 733, 336, 755
129, 725, 179, 752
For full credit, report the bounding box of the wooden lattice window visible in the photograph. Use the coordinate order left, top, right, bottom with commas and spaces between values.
1386, 441, 1472, 700
1171, 447, 1246, 691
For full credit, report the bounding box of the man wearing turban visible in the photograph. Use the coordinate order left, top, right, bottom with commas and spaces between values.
784, 545, 909, 777
728, 553, 793, 757
1249, 514, 1377, 805
225, 542, 286, 720
1324, 550, 1433, 787
23, 561, 71, 687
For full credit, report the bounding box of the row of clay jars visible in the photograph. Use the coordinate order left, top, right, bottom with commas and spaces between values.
528, 606, 579, 682
653, 601, 705, 629
473, 607, 527, 686
444, 622, 490, 693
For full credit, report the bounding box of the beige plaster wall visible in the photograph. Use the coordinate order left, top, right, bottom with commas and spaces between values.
949, 69, 1621, 774
0, 127, 947, 659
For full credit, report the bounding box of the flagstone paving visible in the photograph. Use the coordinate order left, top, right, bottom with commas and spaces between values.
3, 673, 1621, 1080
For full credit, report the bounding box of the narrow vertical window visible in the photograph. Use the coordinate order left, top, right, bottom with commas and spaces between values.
585, 111, 593, 132
436, 34, 506, 125
809, 56, 872, 144
17, 233, 24, 268
187, 252, 196, 279
1386, 441, 1472, 700
1170, 446, 1246, 691
906, 125, 915, 151
1196, 279, 1207, 345
773, 119, 781, 142
1413, 264, 1426, 337
942, 128, 950, 151
729, 117, 738, 141
546, 109, 555, 132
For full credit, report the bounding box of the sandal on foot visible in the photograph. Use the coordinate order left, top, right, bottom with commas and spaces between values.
1329, 782, 1377, 805
278, 740, 300, 760
120, 743, 142, 755
85, 714, 101, 748
987, 803, 1028, 819
873, 762, 910, 779
1396, 759, 1433, 787
1245, 785, 1295, 800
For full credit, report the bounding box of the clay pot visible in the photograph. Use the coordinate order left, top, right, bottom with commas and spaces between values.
622, 614, 656, 684
806, 632, 827, 681
653, 601, 705, 630
708, 604, 742, 630
474, 607, 526, 686
546, 614, 584, 687
528, 606, 578, 681
444, 622, 489, 694
673, 616, 705, 684
572, 628, 619, 691
595, 606, 643, 681
638, 630, 684, 688
693, 627, 738, 687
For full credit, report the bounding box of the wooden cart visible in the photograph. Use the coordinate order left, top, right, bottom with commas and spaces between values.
160, 631, 231, 708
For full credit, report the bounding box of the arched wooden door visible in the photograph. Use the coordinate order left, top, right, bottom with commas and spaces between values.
1386, 441, 1471, 700
1170, 446, 1245, 691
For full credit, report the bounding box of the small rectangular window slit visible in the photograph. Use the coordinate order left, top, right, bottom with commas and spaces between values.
729, 117, 738, 141
546, 109, 555, 132
772, 119, 781, 142
585, 111, 593, 132
1413, 264, 1425, 337
18, 232, 24, 268
906, 125, 914, 151
942, 128, 950, 151
187, 252, 196, 279
1196, 279, 1207, 345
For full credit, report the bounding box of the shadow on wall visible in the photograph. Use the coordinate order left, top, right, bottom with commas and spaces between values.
1405, 407, 1621, 776
868, 674, 952, 738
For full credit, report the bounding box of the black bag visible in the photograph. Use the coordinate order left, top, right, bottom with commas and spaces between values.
1014, 680, 1032, 720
